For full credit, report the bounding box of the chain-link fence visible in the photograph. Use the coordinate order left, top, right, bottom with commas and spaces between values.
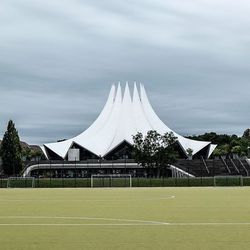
1, 176, 250, 188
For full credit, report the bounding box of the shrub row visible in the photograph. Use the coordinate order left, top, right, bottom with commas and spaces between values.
1, 177, 250, 188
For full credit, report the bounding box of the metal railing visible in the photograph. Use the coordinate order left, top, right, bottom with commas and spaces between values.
220, 156, 231, 174
228, 156, 240, 174
201, 156, 210, 174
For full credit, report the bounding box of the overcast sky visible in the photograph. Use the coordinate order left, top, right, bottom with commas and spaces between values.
1, 0, 250, 144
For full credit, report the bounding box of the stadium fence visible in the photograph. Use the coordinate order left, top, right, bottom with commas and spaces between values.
1, 176, 250, 188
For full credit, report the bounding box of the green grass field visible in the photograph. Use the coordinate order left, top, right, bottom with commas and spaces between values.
0, 187, 250, 250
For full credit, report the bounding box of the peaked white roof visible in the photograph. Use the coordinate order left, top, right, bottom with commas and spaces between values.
43, 83, 213, 159
208, 144, 217, 158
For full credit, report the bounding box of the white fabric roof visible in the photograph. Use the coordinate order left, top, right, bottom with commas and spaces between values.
208, 144, 217, 158
43, 83, 213, 159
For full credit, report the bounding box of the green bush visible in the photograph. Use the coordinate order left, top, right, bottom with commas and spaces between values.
0, 176, 249, 188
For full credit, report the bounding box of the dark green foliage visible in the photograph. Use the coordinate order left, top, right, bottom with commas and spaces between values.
188, 131, 250, 157
188, 132, 237, 146
0, 120, 22, 175
133, 130, 178, 176
21, 147, 43, 161
243, 128, 250, 139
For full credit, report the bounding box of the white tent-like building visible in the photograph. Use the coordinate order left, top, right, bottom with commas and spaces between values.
42, 83, 216, 161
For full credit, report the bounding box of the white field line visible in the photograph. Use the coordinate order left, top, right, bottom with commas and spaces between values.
0, 196, 175, 202
0, 216, 249, 226
0, 224, 162, 226
169, 222, 250, 226
0, 223, 250, 226
0, 216, 169, 225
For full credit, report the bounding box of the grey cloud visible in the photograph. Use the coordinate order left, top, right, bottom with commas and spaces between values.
0, 0, 250, 144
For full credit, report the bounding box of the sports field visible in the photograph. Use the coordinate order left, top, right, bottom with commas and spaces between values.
0, 187, 250, 250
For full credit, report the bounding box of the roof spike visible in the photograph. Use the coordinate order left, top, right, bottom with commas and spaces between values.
140, 83, 152, 107
110, 83, 116, 102
133, 82, 140, 102
125, 81, 129, 93
123, 81, 132, 103
115, 82, 122, 103
139, 82, 144, 101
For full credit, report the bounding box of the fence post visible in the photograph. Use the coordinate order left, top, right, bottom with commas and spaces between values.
162, 169, 165, 187
50, 160, 52, 188
37, 159, 40, 188
62, 161, 64, 188
125, 156, 128, 187
200, 162, 202, 186
149, 167, 152, 187
213, 159, 215, 176
75, 158, 77, 188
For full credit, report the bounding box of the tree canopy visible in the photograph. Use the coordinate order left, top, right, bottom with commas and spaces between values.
21, 146, 43, 161
188, 130, 250, 157
132, 130, 178, 176
0, 120, 22, 175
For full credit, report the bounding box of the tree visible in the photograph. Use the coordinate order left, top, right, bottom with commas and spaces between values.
212, 148, 222, 158
0, 120, 22, 175
133, 130, 177, 177
188, 132, 237, 147
243, 129, 250, 139
21, 147, 43, 161
21, 147, 31, 161
231, 146, 242, 156
220, 144, 230, 156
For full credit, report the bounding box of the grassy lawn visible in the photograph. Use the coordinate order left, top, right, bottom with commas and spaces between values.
0, 187, 250, 249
